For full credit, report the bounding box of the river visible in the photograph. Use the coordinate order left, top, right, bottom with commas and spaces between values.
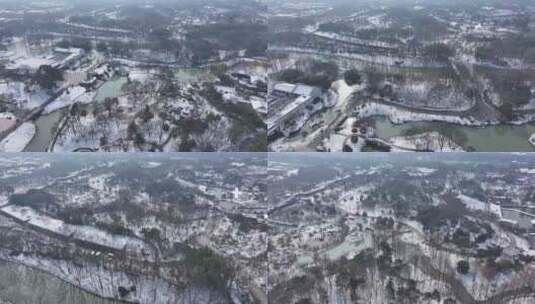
94, 77, 128, 103
23, 77, 128, 152
23, 110, 65, 152
0, 260, 118, 304
21, 68, 230, 152
373, 116, 535, 152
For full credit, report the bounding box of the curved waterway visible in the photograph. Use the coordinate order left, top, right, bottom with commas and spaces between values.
373, 116, 535, 152
23, 110, 65, 152
0, 260, 118, 304
94, 77, 128, 102
23, 77, 128, 152
21, 70, 218, 152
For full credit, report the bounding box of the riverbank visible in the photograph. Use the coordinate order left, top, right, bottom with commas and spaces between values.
22, 75, 128, 152
0, 122, 35, 152
349, 101, 535, 152
356, 101, 535, 127
372, 116, 535, 152
23, 110, 65, 152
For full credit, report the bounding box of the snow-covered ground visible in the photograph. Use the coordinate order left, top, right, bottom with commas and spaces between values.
515, 98, 535, 111
529, 134, 535, 147
338, 186, 373, 214
269, 46, 445, 68
0, 82, 49, 110
0, 250, 184, 304
403, 167, 438, 177
269, 132, 317, 151
332, 79, 360, 111
140, 161, 162, 169
61, 21, 132, 34
314, 31, 398, 49
519, 168, 535, 174
324, 133, 348, 152
0, 122, 35, 152
128, 70, 152, 83
357, 102, 479, 125
457, 193, 502, 217
0, 205, 154, 258
44, 86, 96, 114
389, 131, 465, 152
54, 118, 124, 152
393, 81, 474, 111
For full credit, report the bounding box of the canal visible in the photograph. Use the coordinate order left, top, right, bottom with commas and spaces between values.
23, 77, 128, 152
373, 116, 535, 152
94, 77, 128, 103
23, 110, 65, 152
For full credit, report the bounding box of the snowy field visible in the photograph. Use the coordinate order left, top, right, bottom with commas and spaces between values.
389, 132, 465, 152
0, 82, 49, 110
357, 102, 479, 125
44, 86, 96, 114
0, 122, 35, 152
0, 205, 154, 258
0, 250, 183, 304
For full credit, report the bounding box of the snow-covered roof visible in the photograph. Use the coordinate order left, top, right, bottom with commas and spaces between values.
273, 82, 321, 97
500, 218, 518, 225
54, 47, 84, 55
294, 85, 318, 97
7, 56, 55, 71
273, 83, 296, 93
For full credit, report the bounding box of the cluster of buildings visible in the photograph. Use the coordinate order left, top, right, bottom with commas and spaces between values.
216, 68, 269, 116
267, 82, 323, 137
2, 40, 87, 76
